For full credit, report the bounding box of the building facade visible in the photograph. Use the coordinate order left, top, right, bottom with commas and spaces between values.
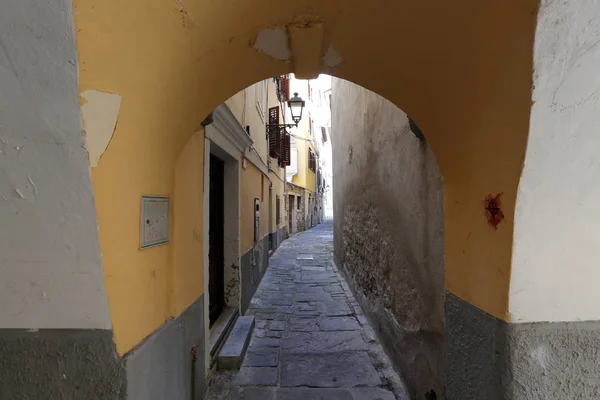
284, 75, 331, 233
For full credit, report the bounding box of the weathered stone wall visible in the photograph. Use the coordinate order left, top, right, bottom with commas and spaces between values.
331, 79, 445, 398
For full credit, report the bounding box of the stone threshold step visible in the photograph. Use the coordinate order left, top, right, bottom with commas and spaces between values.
217, 315, 255, 370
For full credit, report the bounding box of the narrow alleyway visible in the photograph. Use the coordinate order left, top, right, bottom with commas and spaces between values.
206, 221, 407, 399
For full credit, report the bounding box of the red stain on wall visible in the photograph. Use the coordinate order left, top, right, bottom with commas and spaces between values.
484, 193, 504, 229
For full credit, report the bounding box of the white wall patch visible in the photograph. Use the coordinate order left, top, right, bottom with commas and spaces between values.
253, 27, 292, 61
80, 90, 122, 167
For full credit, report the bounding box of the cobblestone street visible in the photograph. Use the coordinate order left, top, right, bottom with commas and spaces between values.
206, 221, 407, 399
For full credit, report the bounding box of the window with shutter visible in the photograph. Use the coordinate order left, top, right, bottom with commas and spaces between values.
268, 107, 280, 158
268, 106, 279, 125
278, 127, 286, 167
284, 133, 291, 166
308, 150, 317, 172
282, 76, 290, 102
277, 75, 290, 102
308, 149, 315, 172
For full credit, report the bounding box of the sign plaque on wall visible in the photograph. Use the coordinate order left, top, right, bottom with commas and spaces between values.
140, 196, 170, 249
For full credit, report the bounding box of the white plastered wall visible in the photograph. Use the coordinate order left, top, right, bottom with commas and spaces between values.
0, 0, 111, 329
511, 0, 600, 323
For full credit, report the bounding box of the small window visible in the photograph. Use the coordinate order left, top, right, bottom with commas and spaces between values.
297, 196, 301, 210
308, 149, 316, 172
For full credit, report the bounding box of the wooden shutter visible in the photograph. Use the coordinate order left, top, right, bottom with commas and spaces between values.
309, 150, 316, 172
268, 106, 279, 125
268, 107, 280, 158
284, 133, 291, 166
281, 76, 290, 102
277, 75, 290, 102
279, 127, 286, 167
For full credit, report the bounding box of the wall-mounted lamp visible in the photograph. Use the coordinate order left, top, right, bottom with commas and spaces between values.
265, 92, 305, 133
287, 92, 305, 125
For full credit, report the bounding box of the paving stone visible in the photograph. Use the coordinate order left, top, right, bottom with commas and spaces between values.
271, 299, 293, 306
238, 387, 276, 400
244, 347, 279, 367
323, 284, 344, 292
249, 337, 281, 348
288, 317, 319, 331
296, 303, 318, 311
317, 301, 354, 317
260, 294, 293, 301
302, 266, 327, 271
301, 277, 340, 284
281, 352, 381, 388
276, 388, 353, 400
255, 319, 268, 329
348, 388, 396, 400
319, 317, 360, 331
253, 313, 289, 321
294, 310, 320, 317
234, 367, 278, 386
254, 328, 267, 338
270, 320, 286, 331
295, 292, 333, 302
265, 330, 282, 338
295, 285, 325, 293
281, 331, 365, 353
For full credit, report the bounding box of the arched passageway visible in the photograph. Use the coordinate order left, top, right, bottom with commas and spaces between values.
76, 3, 535, 396
4, 0, 600, 398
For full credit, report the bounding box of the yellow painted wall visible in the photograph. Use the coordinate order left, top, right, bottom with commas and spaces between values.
241, 163, 270, 252
75, 0, 538, 335
230, 77, 287, 252
74, 0, 212, 354
226, 80, 270, 162
171, 131, 205, 317
230, 77, 287, 244
291, 136, 315, 192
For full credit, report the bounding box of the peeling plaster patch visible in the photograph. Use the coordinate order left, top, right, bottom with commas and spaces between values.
323, 45, 343, 67
253, 27, 292, 61
80, 90, 122, 167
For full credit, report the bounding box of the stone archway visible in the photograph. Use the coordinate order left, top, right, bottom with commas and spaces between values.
3, 0, 546, 398
75, 0, 536, 346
